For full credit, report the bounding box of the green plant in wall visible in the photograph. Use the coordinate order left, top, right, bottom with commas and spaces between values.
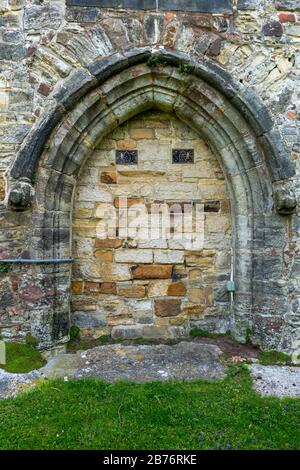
177, 63, 194, 74
0, 263, 10, 274
69, 325, 80, 341
25, 333, 39, 349
147, 55, 167, 68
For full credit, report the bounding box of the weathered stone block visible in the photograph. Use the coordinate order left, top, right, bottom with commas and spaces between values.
0, 176, 5, 200
94, 250, 114, 262
115, 249, 153, 263
262, 21, 283, 38
132, 265, 173, 279
66, 0, 233, 14
187, 287, 213, 304
66, 6, 101, 23
24, 5, 62, 31
155, 299, 182, 317
275, 0, 300, 11
100, 171, 117, 184
183, 303, 206, 317
85, 281, 100, 293
95, 238, 123, 249
154, 250, 185, 264
130, 128, 154, 140
116, 139, 137, 150
238, 0, 259, 9
142, 325, 169, 339
111, 324, 143, 340
167, 282, 186, 297
118, 285, 146, 298
114, 197, 144, 208
0, 43, 26, 61
99, 282, 117, 294
72, 281, 83, 294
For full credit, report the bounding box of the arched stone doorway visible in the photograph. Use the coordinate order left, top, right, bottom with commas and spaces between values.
71, 110, 232, 339
7, 48, 297, 354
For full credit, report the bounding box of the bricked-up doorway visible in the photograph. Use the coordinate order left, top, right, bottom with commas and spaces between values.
71, 111, 232, 339
8, 49, 296, 353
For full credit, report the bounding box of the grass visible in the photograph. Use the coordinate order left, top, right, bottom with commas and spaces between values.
0, 366, 299, 450
258, 350, 292, 365
189, 327, 226, 339
0, 342, 46, 373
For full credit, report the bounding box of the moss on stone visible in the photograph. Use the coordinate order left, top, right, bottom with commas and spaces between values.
189, 327, 225, 339
69, 325, 80, 341
0, 263, 10, 274
25, 333, 38, 349
0, 342, 46, 374
258, 350, 292, 365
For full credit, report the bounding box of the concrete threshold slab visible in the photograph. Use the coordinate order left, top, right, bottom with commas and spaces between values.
249, 364, 300, 398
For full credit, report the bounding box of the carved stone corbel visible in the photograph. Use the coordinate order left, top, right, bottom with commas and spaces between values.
273, 182, 297, 215
8, 178, 35, 211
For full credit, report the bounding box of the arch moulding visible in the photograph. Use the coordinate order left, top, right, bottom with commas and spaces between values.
6, 47, 298, 354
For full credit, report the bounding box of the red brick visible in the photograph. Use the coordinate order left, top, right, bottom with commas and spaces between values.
278, 12, 296, 23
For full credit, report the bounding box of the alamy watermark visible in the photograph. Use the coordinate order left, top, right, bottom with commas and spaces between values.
95, 198, 205, 250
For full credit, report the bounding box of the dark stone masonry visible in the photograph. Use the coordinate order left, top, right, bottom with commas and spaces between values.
0, 0, 299, 361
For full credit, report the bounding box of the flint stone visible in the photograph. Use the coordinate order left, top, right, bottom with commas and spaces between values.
24, 5, 62, 31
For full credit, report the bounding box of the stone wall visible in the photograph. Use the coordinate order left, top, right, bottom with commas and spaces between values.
0, 0, 299, 356
71, 111, 232, 339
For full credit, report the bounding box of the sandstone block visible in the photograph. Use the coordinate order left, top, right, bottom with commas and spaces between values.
154, 250, 185, 264
71, 281, 83, 295
155, 299, 182, 317
74, 208, 93, 219
182, 303, 206, 317
187, 287, 214, 305
99, 282, 117, 294
167, 282, 186, 296
72, 311, 106, 329
116, 139, 137, 149
0, 176, 5, 200
100, 171, 117, 184
94, 250, 113, 262
85, 281, 100, 293
188, 269, 202, 280
111, 325, 143, 340
95, 238, 123, 249
114, 197, 144, 208
130, 129, 154, 139
147, 280, 171, 297
132, 265, 173, 279
187, 288, 206, 303
118, 285, 146, 298
115, 249, 153, 263
142, 325, 169, 339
